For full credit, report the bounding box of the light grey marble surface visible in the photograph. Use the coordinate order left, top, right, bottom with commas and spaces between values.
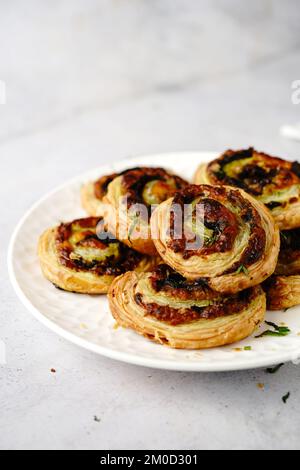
1, 0, 300, 450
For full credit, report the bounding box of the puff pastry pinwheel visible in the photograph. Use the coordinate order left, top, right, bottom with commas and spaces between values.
151, 184, 280, 293
264, 229, 300, 310
38, 217, 158, 294
103, 167, 188, 256
81, 172, 119, 217
108, 264, 266, 349
194, 148, 300, 230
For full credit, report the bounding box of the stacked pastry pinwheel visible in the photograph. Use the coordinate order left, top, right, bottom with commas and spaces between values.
38, 167, 187, 294
195, 148, 300, 312
38, 148, 300, 350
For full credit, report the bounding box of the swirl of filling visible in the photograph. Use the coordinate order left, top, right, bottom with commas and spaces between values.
108, 264, 266, 349
55, 217, 144, 276
140, 264, 259, 324
151, 184, 280, 293
276, 229, 300, 276
103, 167, 188, 256
118, 167, 188, 212
195, 148, 300, 230
38, 216, 159, 294
94, 173, 119, 201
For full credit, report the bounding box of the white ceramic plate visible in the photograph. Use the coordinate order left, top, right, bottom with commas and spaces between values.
8, 152, 300, 371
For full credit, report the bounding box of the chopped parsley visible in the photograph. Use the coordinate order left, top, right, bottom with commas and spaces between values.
282, 392, 290, 404
266, 363, 284, 374
236, 264, 249, 276
255, 321, 291, 339
204, 233, 217, 247
280, 232, 289, 243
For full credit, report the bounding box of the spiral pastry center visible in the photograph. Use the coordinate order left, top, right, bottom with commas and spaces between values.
208, 148, 300, 209
166, 186, 266, 272
121, 167, 188, 213
55, 217, 142, 276
134, 265, 258, 325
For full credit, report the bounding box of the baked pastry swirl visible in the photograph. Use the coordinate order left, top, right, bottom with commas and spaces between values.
103, 167, 188, 255
108, 264, 266, 349
264, 229, 300, 310
194, 148, 300, 229
38, 217, 158, 294
276, 229, 300, 276
151, 184, 280, 293
81, 172, 119, 217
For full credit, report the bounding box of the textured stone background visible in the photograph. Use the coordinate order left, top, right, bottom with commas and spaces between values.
1, 0, 300, 449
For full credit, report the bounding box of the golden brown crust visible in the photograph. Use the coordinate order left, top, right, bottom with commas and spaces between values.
265, 275, 300, 310
151, 185, 280, 293
265, 229, 300, 310
39, 228, 112, 294
38, 218, 159, 294
194, 148, 300, 230
276, 229, 300, 275
81, 173, 118, 217
103, 198, 157, 256
81, 182, 105, 217
194, 163, 210, 185
108, 271, 266, 349
271, 201, 300, 231
103, 167, 188, 256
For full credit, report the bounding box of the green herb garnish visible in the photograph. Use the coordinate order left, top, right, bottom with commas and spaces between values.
266, 363, 284, 374
266, 321, 282, 330
280, 232, 289, 243
282, 392, 290, 404
244, 346, 252, 351
204, 233, 217, 247
255, 321, 291, 338
236, 264, 249, 276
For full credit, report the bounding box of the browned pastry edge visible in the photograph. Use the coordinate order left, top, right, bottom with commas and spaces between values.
194, 148, 300, 230
151, 185, 280, 293
38, 218, 159, 294
108, 271, 266, 349
103, 167, 189, 255
265, 274, 300, 310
